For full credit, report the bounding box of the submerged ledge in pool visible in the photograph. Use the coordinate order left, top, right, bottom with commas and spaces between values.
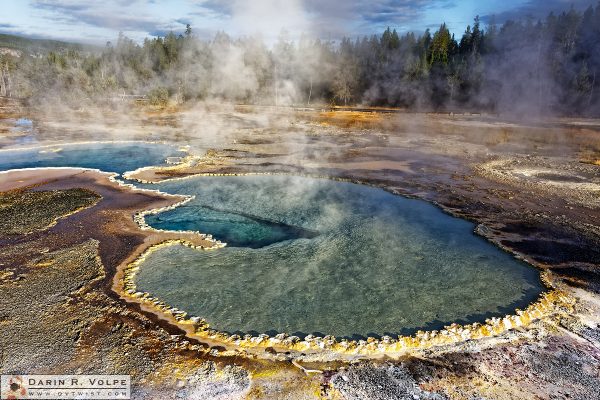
134, 174, 545, 339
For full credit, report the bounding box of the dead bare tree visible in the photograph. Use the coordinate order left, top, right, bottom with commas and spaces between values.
588, 71, 596, 110
0, 62, 12, 98
0, 63, 5, 97
7, 65, 13, 97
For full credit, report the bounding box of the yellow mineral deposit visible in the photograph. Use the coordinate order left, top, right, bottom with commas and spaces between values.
123, 153, 197, 183
120, 240, 573, 359
115, 170, 575, 360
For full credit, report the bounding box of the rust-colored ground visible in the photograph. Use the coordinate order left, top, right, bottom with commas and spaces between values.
1, 100, 600, 399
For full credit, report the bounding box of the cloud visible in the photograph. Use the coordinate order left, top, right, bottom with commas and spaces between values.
28, 0, 187, 41
195, 0, 455, 39
33, 0, 88, 13
309, 0, 455, 24
481, 0, 594, 24
198, 0, 233, 17
6, 0, 462, 43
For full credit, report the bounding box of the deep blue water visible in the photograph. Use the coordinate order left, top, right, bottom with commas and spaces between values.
0, 143, 545, 338
147, 204, 318, 248
136, 175, 545, 338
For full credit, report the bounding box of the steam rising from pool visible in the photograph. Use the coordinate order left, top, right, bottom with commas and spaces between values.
136, 175, 544, 338
0, 142, 186, 175
0, 142, 545, 338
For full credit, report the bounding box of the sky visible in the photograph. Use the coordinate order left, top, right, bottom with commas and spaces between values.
0, 0, 596, 44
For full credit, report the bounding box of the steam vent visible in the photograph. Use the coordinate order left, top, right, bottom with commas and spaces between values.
134, 175, 544, 338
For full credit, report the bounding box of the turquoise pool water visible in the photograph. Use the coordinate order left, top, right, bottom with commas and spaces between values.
136, 175, 544, 338
0, 142, 544, 338
0, 142, 185, 175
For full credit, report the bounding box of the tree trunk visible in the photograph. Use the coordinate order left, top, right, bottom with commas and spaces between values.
536, 41, 543, 114
0, 66, 5, 97
5, 64, 12, 97
274, 66, 278, 107
307, 78, 312, 106
588, 71, 596, 110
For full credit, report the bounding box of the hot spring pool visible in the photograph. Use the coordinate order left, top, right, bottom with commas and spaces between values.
137, 175, 544, 338
0, 142, 186, 175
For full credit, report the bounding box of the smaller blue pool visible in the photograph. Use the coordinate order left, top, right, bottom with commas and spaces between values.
0, 142, 186, 175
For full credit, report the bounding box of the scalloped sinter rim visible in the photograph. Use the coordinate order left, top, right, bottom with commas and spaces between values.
117, 171, 575, 358
121, 241, 572, 356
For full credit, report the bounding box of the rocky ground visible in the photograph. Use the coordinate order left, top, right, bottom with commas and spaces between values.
1, 99, 600, 399
0, 187, 100, 235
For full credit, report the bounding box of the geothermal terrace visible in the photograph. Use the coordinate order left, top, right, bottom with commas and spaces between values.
1, 103, 599, 398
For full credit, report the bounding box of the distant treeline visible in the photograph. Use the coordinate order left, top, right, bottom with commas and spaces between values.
0, 33, 97, 54
1, 3, 599, 116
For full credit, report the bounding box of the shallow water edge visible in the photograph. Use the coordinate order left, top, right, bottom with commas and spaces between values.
0, 142, 575, 361
114, 170, 575, 360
